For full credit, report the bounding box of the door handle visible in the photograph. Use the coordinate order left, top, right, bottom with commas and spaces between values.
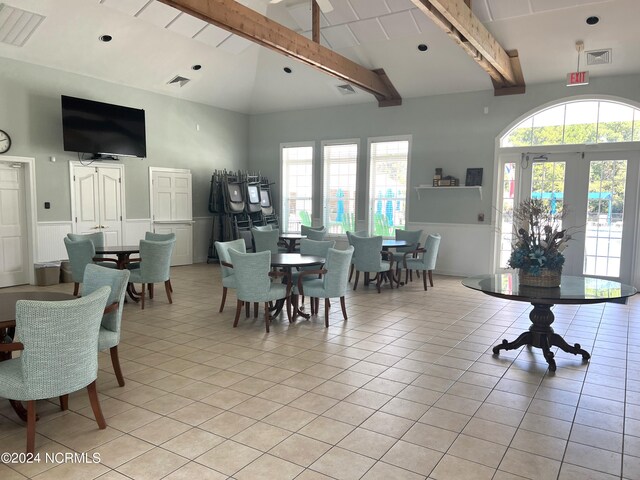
100, 225, 107, 229
91, 226, 100, 229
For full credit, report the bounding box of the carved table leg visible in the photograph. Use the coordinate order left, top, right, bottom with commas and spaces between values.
492, 302, 590, 371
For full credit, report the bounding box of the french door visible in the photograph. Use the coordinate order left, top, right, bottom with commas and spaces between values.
498, 150, 639, 284
71, 163, 123, 246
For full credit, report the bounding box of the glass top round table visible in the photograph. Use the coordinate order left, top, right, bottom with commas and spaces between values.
462, 273, 637, 371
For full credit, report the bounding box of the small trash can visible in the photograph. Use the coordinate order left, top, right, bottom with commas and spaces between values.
60, 261, 73, 283
34, 261, 61, 286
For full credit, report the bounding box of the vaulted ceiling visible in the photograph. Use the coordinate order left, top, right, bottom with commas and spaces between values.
1, 0, 638, 113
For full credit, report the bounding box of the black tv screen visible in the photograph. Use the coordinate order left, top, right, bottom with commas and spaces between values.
61, 95, 146, 158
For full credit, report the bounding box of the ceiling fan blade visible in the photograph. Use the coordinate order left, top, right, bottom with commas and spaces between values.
316, 0, 334, 13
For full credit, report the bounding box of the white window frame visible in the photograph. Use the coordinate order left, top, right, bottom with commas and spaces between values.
366, 135, 412, 237
280, 141, 315, 233
321, 138, 359, 237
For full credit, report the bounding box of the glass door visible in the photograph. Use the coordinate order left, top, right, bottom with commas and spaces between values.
515, 151, 639, 284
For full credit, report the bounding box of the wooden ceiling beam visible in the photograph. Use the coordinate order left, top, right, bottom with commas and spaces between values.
158, 0, 401, 106
410, 0, 525, 95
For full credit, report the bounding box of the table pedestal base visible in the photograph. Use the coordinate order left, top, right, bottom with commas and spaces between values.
492, 303, 590, 372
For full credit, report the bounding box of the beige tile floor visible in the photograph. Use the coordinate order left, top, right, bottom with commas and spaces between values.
1, 263, 639, 479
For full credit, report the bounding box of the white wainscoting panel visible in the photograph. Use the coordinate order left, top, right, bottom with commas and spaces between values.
194, 217, 213, 264
124, 219, 152, 245
36, 222, 74, 262
407, 222, 494, 277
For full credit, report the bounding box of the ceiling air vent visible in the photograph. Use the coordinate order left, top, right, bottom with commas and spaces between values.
336, 84, 356, 95
586, 49, 612, 65
167, 75, 190, 87
0, 3, 45, 47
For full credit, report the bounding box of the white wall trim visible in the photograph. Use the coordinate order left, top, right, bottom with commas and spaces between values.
36, 221, 73, 265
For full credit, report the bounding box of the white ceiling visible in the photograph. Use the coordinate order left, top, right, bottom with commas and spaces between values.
0, 0, 638, 114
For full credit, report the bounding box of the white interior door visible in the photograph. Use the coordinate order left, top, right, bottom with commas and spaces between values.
0, 162, 28, 287
72, 164, 123, 246
151, 168, 193, 266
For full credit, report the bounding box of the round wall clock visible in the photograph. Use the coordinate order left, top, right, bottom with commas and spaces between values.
0, 129, 11, 154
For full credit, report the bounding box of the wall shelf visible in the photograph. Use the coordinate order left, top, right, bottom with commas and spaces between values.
414, 185, 482, 200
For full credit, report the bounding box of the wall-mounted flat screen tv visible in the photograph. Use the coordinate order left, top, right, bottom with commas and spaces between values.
61, 95, 146, 158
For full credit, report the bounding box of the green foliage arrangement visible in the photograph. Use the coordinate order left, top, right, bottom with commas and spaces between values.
508, 199, 572, 275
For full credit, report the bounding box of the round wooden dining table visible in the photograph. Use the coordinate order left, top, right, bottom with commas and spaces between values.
0, 291, 76, 422
270, 253, 325, 320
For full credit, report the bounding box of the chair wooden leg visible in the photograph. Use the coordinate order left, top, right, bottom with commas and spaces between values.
264, 302, 270, 333
59, 395, 68, 411
110, 346, 125, 387
375, 273, 383, 293
254, 302, 258, 318
423, 270, 428, 290
353, 270, 360, 290
164, 281, 172, 304
324, 298, 330, 328
87, 380, 107, 430
285, 295, 292, 323
405, 268, 409, 285
26, 400, 36, 454
234, 300, 242, 327
219, 287, 228, 312
73, 282, 79, 296
315, 298, 319, 314
428, 270, 434, 287
340, 296, 348, 321
348, 264, 354, 282
140, 284, 146, 310
246, 300, 250, 318
149, 283, 154, 299
168, 279, 173, 292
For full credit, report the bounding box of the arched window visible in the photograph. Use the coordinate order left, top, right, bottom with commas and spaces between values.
501, 100, 640, 147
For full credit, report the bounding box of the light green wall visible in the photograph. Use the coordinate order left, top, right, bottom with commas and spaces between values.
0, 57, 249, 220
248, 74, 640, 225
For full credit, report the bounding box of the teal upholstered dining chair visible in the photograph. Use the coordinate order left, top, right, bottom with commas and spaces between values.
403, 233, 441, 290
145, 231, 176, 242
214, 238, 246, 312
228, 250, 290, 333
82, 264, 130, 387
301, 225, 327, 241
390, 229, 423, 276
350, 234, 394, 293
293, 246, 354, 327
346, 230, 368, 282
292, 239, 335, 306
252, 227, 281, 254
64, 237, 96, 296
127, 239, 175, 309
67, 232, 117, 267
0, 287, 111, 453
144, 232, 176, 292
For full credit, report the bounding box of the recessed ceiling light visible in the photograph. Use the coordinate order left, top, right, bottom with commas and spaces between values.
99, 34, 112, 42
418, 44, 428, 52
192, 64, 202, 71
283, 67, 292, 73
586, 16, 600, 26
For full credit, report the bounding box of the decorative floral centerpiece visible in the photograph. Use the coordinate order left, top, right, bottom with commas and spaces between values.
508, 199, 571, 287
